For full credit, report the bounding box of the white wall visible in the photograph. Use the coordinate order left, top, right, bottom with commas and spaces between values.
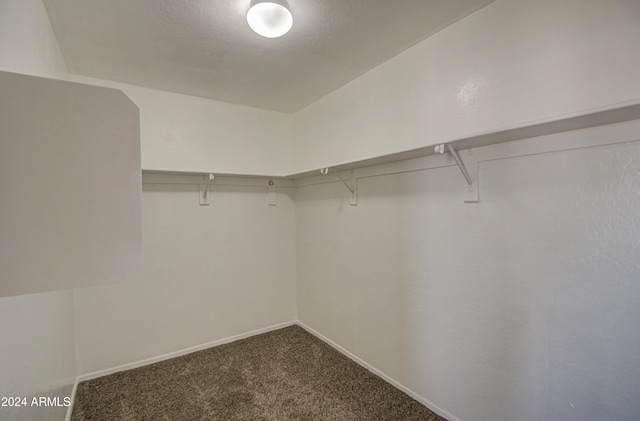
295, 132, 640, 421
0, 1, 75, 420
291, 0, 640, 173
0, 0, 67, 78
73, 183, 297, 374
67, 67, 296, 376
69, 75, 294, 176
0, 292, 76, 421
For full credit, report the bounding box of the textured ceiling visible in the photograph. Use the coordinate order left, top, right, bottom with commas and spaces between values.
43, 0, 494, 112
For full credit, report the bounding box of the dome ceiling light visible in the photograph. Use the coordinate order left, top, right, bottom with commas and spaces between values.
247, 0, 293, 38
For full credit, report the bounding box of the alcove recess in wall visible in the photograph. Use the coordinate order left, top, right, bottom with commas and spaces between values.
0, 71, 143, 298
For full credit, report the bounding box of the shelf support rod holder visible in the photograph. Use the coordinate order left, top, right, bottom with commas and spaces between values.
333, 170, 354, 195
320, 168, 357, 205
445, 144, 473, 186
199, 173, 215, 205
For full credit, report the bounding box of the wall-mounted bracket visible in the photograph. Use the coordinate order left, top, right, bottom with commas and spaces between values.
321, 168, 357, 205
435, 145, 479, 203
199, 173, 215, 206
267, 179, 277, 206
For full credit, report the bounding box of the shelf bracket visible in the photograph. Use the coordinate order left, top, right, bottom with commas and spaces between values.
435, 145, 479, 203
321, 168, 357, 205
267, 179, 277, 206
199, 173, 215, 206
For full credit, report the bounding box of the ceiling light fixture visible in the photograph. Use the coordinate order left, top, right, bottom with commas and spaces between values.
247, 0, 293, 38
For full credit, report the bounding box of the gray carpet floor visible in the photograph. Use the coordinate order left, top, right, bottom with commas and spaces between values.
72, 325, 447, 420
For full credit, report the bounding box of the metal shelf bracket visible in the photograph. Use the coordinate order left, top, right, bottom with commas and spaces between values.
199, 173, 215, 205
435, 145, 479, 203
321, 168, 357, 205
267, 179, 277, 206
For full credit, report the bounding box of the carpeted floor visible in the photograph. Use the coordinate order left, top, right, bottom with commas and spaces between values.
72, 325, 447, 420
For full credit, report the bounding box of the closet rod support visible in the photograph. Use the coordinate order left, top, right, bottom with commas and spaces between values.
199, 173, 215, 205
320, 168, 357, 205
435, 144, 473, 186
320, 168, 354, 194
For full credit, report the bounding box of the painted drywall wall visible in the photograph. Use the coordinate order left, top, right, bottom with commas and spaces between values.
0, 1, 75, 420
68, 75, 294, 176
0, 291, 76, 421
73, 183, 297, 375
291, 0, 640, 173
295, 131, 640, 421
0, 0, 67, 77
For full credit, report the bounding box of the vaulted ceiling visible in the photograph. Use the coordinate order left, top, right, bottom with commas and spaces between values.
43, 0, 494, 112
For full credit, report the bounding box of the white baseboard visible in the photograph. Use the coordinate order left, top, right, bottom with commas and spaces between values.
67, 319, 458, 421
66, 320, 296, 419
296, 321, 460, 421
77, 320, 296, 382
65, 376, 79, 421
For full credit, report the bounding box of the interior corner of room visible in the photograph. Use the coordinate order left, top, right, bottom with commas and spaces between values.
1, 0, 640, 420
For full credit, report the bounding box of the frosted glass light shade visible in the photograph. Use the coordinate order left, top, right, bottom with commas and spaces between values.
247, 0, 293, 38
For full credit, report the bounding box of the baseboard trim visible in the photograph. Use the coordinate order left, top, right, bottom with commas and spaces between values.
76, 320, 296, 383
67, 320, 296, 419
68, 319, 458, 421
65, 376, 79, 421
296, 321, 460, 421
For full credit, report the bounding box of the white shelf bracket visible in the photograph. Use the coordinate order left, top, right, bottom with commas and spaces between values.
321, 168, 357, 205
267, 180, 277, 206
435, 145, 479, 203
199, 173, 215, 206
